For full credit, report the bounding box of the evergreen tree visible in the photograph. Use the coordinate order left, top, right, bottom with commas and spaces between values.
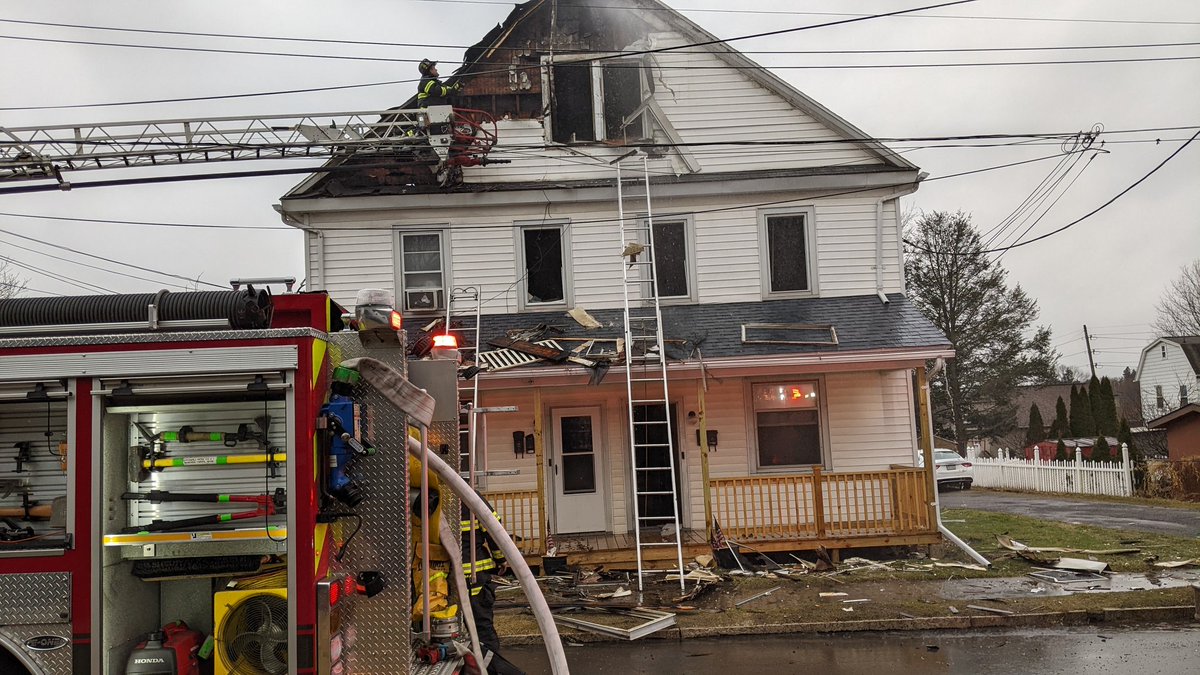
1025, 404, 1046, 445
1097, 377, 1119, 436
1092, 435, 1112, 462
1055, 437, 1070, 461
1070, 385, 1096, 437
1052, 395, 1069, 439
1088, 375, 1106, 435
1118, 417, 1138, 461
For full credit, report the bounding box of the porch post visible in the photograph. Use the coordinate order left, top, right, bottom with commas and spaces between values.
916, 367, 938, 529
534, 388, 547, 555
698, 380, 713, 538
811, 466, 826, 538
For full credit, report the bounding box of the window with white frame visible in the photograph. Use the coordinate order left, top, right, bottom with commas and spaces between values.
547, 58, 648, 144
1156, 385, 1165, 409
397, 230, 447, 312
1181, 385, 1190, 406
519, 224, 568, 308
644, 218, 691, 300
751, 381, 823, 468
759, 208, 816, 297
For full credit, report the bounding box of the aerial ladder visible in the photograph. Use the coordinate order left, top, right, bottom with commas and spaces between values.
0, 105, 501, 190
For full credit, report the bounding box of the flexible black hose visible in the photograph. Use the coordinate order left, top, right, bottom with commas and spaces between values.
0, 288, 272, 329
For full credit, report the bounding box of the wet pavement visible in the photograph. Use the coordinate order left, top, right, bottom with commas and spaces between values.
940, 490, 1200, 537
506, 625, 1200, 674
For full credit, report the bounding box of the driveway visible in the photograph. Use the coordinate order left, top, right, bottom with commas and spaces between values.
939, 489, 1200, 537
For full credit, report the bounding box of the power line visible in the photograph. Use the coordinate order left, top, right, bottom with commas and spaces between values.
0, 211, 291, 231
0, 253, 116, 294
0, 280, 62, 297
905, 130, 1199, 256
3, 18, 1197, 55
0, 228, 227, 289
0, 233, 193, 289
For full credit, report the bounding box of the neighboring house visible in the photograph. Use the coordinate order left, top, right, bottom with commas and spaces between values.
1147, 403, 1200, 461
1136, 337, 1200, 418
277, 0, 952, 563
1009, 380, 1144, 442
1024, 437, 1121, 461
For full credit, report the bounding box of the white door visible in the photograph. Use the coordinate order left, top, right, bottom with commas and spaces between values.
551, 407, 607, 533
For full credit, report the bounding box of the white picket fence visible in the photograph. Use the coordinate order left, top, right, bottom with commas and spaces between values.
966, 445, 1133, 497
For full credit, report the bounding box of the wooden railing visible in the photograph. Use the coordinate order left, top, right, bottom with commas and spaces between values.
483, 489, 542, 556
710, 468, 933, 542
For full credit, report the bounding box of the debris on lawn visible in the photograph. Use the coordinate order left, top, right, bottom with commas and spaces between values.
996, 535, 1140, 556
934, 562, 989, 572
819, 592, 849, 598
1053, 558, 1110, 573
966, 604, 1014, 616
735, 586, 782, 607
1153, 559, 1200, 568
552, 607, 677, 641
841, 598, 871, 604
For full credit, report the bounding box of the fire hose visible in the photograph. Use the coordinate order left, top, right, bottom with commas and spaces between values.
341, 357, 569, 675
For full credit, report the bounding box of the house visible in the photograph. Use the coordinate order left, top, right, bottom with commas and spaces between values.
1024, 437, 1121, 462
1146, 403, 1200, 461
1136, 337, 1200, 419
1004, 381, 1143, 449
276, 0, 953, 565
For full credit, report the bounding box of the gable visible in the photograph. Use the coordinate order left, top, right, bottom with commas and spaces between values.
284, 0, 915, 199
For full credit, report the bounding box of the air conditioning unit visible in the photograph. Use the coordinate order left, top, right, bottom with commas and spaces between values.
214, 588, 288, 675
405, 289, 443, 311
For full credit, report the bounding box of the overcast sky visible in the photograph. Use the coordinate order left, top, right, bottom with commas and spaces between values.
1, 0, 1197, 378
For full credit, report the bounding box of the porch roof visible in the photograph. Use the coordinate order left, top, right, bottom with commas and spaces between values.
476, 292, 949, 360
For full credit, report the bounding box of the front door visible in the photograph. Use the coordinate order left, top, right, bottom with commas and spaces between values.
633, 404, 682, 524
551, 407, 607, 533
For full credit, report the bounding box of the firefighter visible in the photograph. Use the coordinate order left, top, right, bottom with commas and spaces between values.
417, 59, 460, 107
461, 496, 526, 675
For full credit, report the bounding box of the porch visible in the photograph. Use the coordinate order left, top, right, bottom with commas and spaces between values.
485, 467, 938, 569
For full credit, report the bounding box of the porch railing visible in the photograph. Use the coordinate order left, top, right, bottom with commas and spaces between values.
709, 467, 933, 541
483, 489, 542, 556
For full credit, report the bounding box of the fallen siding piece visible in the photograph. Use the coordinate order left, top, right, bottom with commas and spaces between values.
933, 562, 989, 572
967, 604, 1015, 616
1153, 559, 1199, 568
997, 535, 1139, 555
567, 307, 602, 329
735, 586, 782, 607
1053, 558, 1110, 573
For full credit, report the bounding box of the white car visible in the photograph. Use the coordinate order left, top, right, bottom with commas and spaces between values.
918, 449, 974, 490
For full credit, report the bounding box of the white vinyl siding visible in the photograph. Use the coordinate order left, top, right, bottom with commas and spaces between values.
1138, 340, 1200, 415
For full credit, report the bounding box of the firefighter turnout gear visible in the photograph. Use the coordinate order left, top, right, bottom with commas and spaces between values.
417, 58, 459, 107
461, 497, 526, 674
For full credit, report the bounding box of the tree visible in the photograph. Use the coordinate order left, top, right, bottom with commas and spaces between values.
1153, 259, 1200, 336
1056, 365, 1084, 384
1055, 437, 1070, 461
1096, 376, 1119, 436
905, 211, 1057, 444
1118, 417, 1137, 461
1025, 404, 1046, 446
0, 260, 25, 300
1052, 396, 1069, 440
1070, 385, 1096, 437
1087, 375, 1107, 435
1091, 435, 1112, 462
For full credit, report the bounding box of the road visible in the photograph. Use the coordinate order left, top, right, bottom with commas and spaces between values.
505, 626, 1200, 674
939, 489, 1200, 537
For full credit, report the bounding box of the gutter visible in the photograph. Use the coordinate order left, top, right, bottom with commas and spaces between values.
922, 357, 990, 567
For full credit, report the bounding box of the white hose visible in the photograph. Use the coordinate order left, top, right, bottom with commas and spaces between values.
406, 435, 570, 675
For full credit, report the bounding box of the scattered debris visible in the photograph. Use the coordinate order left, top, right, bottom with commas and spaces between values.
898, 612, 917, 619
934, 562, 988, 572
842, 599, 871, 604
819, 592, 849, 598
967, 604, 1014, 616
1053, 558, 1110, 573
948, 606, 960, 614
665, 569, 721, 583
925, 645, 939, 652
841, 607, 855, 613
567, 308, 602, 329
734, 586, 782, 607
1027, 569, 1106, 584
592, 586, 632, 600
621, 242, 646, 262
552, 607, 676, 641
1154, 559, 1200, 568
694, 554, 714, 568
997, 535, 1139, 555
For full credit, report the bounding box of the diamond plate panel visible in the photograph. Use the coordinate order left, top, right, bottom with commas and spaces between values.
0, 573, 70, 625
0, 327, 322, 350
326, 332, 413, 672
0, 624, 72, 675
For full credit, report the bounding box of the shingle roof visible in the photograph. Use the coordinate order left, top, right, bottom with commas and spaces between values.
474, 293, 949, 361
1164, 336, 1200, 375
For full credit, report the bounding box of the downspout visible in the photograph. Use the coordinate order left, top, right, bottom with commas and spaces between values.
923, 358, 990, 567
875, 185, 919, 305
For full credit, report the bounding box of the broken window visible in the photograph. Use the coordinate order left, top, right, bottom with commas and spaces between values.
521, 225, 566, 306
648, 219, 689, 299
752, 382, 823, 468
763, 212, 812, 294
1157, 385, 1165, 409
398, 231, 446, 312
1181, 385, 1189, 406
548, 59, 646, 143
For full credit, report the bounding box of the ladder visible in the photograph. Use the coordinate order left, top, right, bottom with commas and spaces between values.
615, 153, 685, 591
447, 286, 484, 479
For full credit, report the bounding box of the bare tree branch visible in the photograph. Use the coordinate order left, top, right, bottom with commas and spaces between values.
1153, 259, 1200, 336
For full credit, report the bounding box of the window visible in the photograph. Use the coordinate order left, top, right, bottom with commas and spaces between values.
643, 218, 692, 300
547, 59, 647, 143
1181, 385, 1189, 406
518, 224, 569, 309
758, 208, 816, 297
397, 230, 446, 312
1162, 345, 1167, 358
752, 382, 823, 468
1156, 385, 1165, 409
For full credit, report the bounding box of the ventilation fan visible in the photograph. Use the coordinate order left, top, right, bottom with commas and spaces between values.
214, 588, 288, 675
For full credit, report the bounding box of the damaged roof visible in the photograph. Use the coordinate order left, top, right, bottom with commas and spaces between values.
475, 293, 949, 362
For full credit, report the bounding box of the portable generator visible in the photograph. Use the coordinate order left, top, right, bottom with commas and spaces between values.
125, 621, 204, 675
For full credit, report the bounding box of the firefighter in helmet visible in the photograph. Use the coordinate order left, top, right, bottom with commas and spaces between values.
461, 496, 526, 675
417, 59, 460, 107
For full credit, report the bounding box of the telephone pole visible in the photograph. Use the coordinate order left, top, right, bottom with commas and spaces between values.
1083, 324, 1096, 379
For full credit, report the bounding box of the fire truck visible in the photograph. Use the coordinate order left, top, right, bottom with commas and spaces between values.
0, 286, 564, 675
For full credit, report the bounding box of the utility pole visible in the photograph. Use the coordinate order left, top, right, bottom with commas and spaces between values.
1083, 324, 1096, 379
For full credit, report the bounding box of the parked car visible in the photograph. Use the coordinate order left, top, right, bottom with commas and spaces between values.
918, 449, 974, 490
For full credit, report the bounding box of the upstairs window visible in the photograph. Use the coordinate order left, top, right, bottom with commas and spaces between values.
518, 223, 570, 309
547, 59, 647, 144
759, 207, 817, 297
397, 231, 446, 312
641, 218, 692, 301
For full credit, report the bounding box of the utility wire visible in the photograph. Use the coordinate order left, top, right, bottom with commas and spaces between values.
0, 280, 62, 296
0, 211, 291, 231
0, 228, 227, 288
905, 129, 1199, 256
0, 253, 117, 294
2, 18, 1197, 55
0, 234, 193, 289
